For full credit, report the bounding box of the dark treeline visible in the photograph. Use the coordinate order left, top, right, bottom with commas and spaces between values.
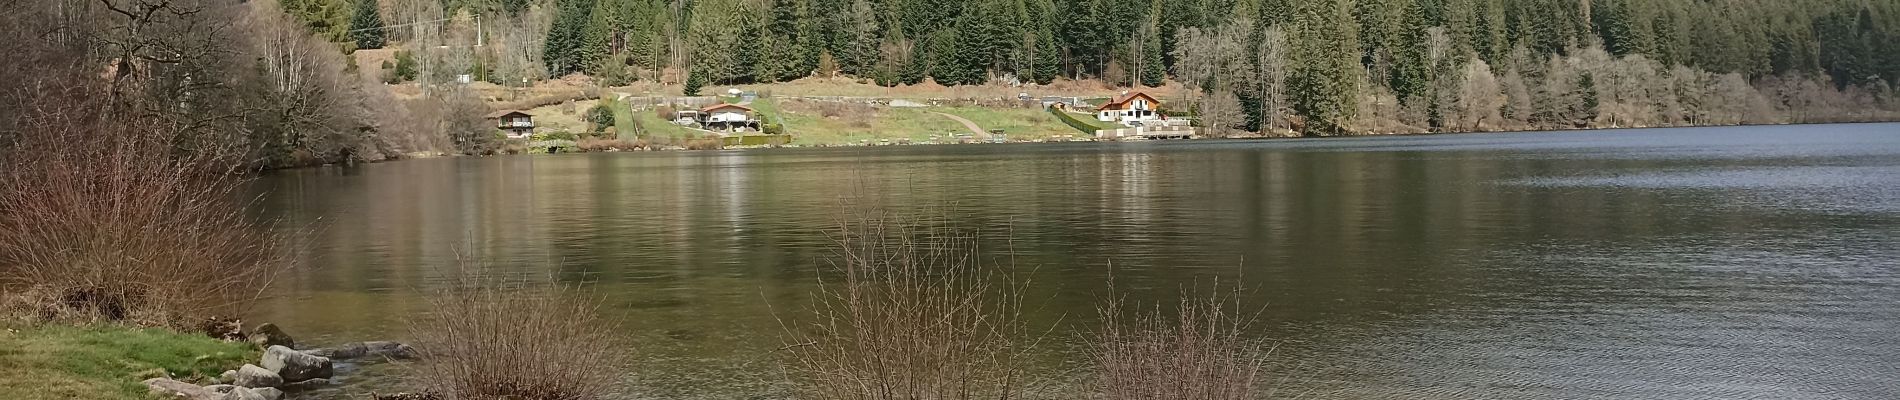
466, 0, 1898, 134
511, 0, 1900, 85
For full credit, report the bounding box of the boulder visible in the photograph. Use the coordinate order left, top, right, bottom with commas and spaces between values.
260, 345, 332, 382
277, 378, 334, 392
226, 387, 268, 400
247, 323, 294, 349
232, 364, 283, 388
363, 341, 418, 359
143, 378, 221, 400
203, 384, 237, 393
370, 392, 441, 400
217, 370, 236, 384
250, 387, 285, 400
200, 317, 244, 342
305, 342, 365, 359
307, 341, 416, 360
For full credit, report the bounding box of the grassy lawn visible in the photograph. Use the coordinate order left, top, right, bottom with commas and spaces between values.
627, 107, 714, 142
524, 95, 1087, 147
772, 104, 967, 145
524, 99, 595, 134
0, 324, 255, 400
933, 106, 1083, 140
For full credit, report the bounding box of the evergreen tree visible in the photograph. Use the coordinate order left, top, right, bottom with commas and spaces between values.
348, 0, 385, 50
839, 0, 882, 77
1030, 24, 1062, 84
1139, 19, 1166, 87
281, 0, 352, 42
684, 70, 707, 95
689, 0, 760, 84
545, 0, 598, 76
1287, 0, 1360, 135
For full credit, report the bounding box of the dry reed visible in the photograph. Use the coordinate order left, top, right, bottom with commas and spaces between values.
0, 81, 286, 328
1088, 278, 1270, 400
778, 211, 1036, 400
404, 260, 626, 400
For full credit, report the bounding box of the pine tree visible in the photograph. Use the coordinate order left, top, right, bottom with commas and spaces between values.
545, 0, 598, 76
684, 70, 707, 95
1139, 19, 1166, 87
1031, 24, 1062, 84
1287, 0, 1359, 135
839, 0, 881, 77
348, 0, 385, 50
689, 0, 760, 84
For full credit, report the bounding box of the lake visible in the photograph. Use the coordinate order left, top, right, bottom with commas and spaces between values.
253, 124, 1900, 399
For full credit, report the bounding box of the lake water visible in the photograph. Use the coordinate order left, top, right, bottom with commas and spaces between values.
254, 124, 1900, 399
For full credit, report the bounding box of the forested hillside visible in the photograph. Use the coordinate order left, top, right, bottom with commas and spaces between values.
5, 0, 1898, 169
340, 0, 1900, 135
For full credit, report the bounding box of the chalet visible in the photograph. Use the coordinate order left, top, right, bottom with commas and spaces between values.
1096, 92, 1163, 127
488, 110, 535, 139
699, 103, 759, 132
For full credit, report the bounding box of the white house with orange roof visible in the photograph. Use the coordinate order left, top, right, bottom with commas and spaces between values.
1096, 92, 1163, 127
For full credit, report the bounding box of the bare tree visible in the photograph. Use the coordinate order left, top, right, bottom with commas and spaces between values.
1172, 19, 1250, 135
1447, 60, 1503, 131
1500, 67, 1534, 126
241, 2, 382, 166
1256, 27, 1291, 134
1199, 90, 1246, 137
494, 8, 553, 87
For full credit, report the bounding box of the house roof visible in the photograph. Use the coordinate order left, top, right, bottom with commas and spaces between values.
486, 110, 532, 119
1098, 92, 1160, 111
700, 103, 755, 113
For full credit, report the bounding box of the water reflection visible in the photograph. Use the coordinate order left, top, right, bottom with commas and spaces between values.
255, 124, 1900, 399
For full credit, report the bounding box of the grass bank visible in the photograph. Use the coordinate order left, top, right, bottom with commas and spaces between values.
0, 324, 255, 400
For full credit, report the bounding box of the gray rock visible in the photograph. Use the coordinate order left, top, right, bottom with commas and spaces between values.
370, 392, 441, 400
247, 323, 295, 349
203, 384, 237, 393
250, 387, 285, 400
362, 341, 418, 359
218, 370, 236, 384
227, 387, 268, 400
232, 364, 283, 388
306, 342, 365, 359
277, 378, 334, 392
143, 378, 221, 400
307, 341, 416, 360
260, 345, 333, 382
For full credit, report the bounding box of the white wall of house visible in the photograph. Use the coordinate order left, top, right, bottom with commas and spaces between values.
707, 110, 750, 123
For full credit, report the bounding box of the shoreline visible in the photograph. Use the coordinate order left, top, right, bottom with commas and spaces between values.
287, 119, 1900, 171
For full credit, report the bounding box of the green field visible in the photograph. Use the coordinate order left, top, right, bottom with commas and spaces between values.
0, 325, 255, 400
764, 99, 1082, 145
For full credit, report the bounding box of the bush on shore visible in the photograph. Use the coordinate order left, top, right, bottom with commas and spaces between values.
1088, 281, 1269, 400
0, 77, 287, 329
778, 212, 1037, 400
403, 262, 626, 400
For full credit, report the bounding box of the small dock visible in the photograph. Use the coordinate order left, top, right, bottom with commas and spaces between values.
1097, 126, 1197, 140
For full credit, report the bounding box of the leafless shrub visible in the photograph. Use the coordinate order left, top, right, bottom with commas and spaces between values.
404, 259, 626, 400
1088, 279, 1271, 400
0, 80, 286, 328
490, 90, 593, 112
682, 138, 725, 150
578, 138, 648, 152
777, 211, 1037, 400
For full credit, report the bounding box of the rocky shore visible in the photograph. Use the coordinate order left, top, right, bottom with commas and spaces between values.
143, 323, 414, 400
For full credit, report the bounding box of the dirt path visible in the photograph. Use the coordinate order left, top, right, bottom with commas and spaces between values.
931, 112, 991, 139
